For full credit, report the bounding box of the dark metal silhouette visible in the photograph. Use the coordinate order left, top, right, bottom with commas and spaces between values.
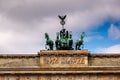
58, 15, 66, 29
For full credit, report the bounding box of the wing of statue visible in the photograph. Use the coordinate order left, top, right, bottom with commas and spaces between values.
58, 15, 62, 20
63, 15, 66, 19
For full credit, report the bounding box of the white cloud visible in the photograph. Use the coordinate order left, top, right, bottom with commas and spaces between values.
108, 24, 120, 39
0, 0, 120, 53
97, 44, 120, 53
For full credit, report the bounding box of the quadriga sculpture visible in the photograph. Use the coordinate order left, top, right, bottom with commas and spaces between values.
44, 15, 85, 50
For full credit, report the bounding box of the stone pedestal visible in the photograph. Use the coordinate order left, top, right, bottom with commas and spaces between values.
38, 50, 89, 67
0, 50, 120, 80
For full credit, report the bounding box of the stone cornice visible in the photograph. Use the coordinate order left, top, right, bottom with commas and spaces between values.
38, 50, 89, 56
0, 54, 39, 58
0, 53, 120, 58
90, 54, 120, 58
0, 67, 119, 74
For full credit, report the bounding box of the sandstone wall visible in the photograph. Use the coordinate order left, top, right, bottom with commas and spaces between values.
0, 51, 119, 80
0, 74, 120, 80
0, 54, 39, 67
89, 54, 120, 66
0, 53, 120, 67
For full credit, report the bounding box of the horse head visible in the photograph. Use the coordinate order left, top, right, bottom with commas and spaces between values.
45, 33, 49, 40
80, 32, 85, 40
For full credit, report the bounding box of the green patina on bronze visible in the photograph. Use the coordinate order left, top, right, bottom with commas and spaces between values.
45, 33, 54, 50
75, 32, 85, 50
45, 15, 85, 50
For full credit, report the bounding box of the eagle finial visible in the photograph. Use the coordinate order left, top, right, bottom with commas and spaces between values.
58, 15, 67, 28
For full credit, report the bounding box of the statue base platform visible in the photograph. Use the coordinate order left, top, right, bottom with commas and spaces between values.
38, 50, 89, 68
0, 50, 119, 80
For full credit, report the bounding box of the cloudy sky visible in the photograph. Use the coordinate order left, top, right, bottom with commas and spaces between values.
0, 0, 120, 54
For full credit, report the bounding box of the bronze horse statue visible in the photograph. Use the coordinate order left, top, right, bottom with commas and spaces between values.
75, 32, 85, 50
67, 32, 73, 50
55, 32, 61, 50
45, 33, 54, 50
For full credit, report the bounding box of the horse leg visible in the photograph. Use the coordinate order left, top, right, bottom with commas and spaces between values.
75, 44, 77, 50
79, 44, 81, 50
82, 44, 84, 49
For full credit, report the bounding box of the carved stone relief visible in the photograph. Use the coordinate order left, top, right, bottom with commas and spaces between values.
40, 55, 88, 67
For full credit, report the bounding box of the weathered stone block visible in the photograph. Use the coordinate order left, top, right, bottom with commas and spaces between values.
38, 50, 89, 67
